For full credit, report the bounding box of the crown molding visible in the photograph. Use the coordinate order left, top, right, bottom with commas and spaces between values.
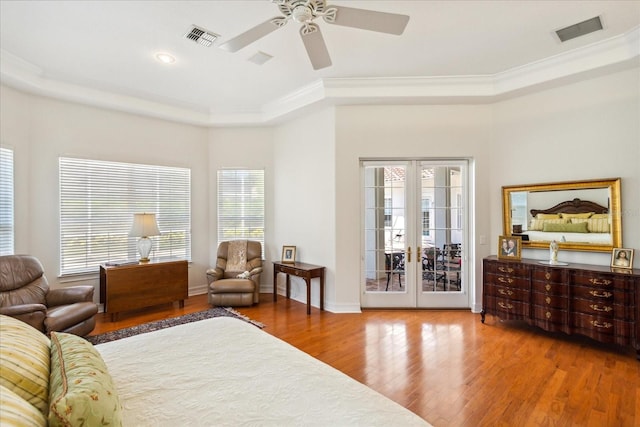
1, 26, 638, 127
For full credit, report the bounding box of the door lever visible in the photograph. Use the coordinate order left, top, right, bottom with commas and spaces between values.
407, 246, 412, 263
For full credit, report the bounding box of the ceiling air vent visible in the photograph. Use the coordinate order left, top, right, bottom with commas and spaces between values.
185, 25, 219, 47
556, 16, 603, 42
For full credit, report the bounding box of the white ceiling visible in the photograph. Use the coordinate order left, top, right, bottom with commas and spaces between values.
1, 1, 639, 126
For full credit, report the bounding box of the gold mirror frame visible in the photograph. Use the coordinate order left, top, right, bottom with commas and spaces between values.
502, 178, 622, 253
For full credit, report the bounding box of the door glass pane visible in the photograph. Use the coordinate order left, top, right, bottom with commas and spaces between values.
420, 165, 463, 292
364, 165, 406, 293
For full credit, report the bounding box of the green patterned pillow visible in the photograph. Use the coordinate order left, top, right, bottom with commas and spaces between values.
48, 332, 122, 427
0, 315, 50, 415
0, 384, 47, 427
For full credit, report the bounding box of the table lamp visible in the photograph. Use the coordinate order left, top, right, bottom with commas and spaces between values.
129, 213, 160, 262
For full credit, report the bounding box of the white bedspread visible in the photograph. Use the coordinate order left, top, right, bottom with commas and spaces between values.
524, 231, 612, 244
96, 317, 430, 427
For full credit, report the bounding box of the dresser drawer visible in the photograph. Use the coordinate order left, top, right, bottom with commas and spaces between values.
572, 285, 614, 301
490, 274, 529, 289
531, 268, 563, 282
532, 292, 568, 309
532, 280, 567, 296
572, 272, 620, 288
572, 299, 614, 318
571, 312, 614, 336
485, 284, 529, 302
494, 297, 529, 318
532, 305, 566, 323
494, 263, 529, 277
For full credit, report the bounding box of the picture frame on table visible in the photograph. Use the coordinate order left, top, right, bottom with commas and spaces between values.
610, 248, 633, 269
282, 246, 296, 264
497, 235, 522, 260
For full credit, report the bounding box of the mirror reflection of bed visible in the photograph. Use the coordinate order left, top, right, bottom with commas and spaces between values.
521, 198, 613, 245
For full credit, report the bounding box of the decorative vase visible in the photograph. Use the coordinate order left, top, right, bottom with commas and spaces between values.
549, 240, 559, 264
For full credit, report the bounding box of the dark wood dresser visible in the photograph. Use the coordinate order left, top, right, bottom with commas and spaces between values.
481, 256, 640, 359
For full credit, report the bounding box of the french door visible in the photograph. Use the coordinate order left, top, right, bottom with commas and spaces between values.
361, 160, 469, 308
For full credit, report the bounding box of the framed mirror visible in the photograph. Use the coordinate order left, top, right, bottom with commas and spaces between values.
502, 178, 622, 252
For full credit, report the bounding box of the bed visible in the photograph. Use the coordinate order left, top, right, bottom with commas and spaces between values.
96, 317, 431, 426
522, 198, 612, 244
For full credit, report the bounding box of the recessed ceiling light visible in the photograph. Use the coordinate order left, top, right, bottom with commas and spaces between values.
155, 52, 176, 64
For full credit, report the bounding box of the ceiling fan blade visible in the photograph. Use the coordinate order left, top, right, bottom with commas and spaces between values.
219, 17, 288, 52
300, 24, 331, 70
324, 6, 409, 35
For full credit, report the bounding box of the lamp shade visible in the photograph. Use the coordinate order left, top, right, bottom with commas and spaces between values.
129, 213, 160, 237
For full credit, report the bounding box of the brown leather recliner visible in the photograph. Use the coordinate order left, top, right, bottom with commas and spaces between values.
0, 255, 98, 336
206, 240, 262, 307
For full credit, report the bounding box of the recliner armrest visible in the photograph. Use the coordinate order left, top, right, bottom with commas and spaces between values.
0, 303, 47, 316
248, 266, 263, 278
0, 304, 47, 331
46, 285, 95, 307
206, 268, 224, 283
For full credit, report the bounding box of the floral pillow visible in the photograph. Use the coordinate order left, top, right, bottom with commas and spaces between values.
48, 332, 122, 427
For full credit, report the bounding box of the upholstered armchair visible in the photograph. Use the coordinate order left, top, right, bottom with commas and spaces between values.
206, 240, 262, 307
0, 255, 98, 336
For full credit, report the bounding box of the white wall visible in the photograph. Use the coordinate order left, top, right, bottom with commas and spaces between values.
334, 105, 494, 312
272, 108, 337, 310
0, 86, 211, 298
491, 67, 640, 265
207, 126, 274, 295
2, 64, 638, 313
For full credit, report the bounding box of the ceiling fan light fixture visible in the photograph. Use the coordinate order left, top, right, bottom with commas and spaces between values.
292, 5, 313, 23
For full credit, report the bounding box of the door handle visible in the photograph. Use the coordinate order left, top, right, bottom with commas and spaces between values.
407, 246, 412, 263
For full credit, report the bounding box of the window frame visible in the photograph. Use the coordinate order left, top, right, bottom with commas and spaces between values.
59, 157, 191, 276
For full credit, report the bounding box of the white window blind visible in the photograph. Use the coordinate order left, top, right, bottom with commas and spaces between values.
0, 147, 14, 256
217, 169, 264, 256
59, 157, 191, 275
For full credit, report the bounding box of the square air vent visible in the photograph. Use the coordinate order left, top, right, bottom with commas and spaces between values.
185, 25, 219, 47
556, 16, 603, 42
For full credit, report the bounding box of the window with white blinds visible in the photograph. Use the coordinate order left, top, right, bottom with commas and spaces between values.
217, 169, 264, 256
59, 157, 191, 275
0, 147, 14, 256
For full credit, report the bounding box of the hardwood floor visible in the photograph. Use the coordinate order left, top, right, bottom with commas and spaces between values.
92, 293, 639, 427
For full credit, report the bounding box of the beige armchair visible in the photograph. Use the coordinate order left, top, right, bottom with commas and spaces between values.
206, 240, 262, 307
0, 255, 98, 336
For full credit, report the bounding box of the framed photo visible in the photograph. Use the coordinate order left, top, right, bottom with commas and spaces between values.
497, 235, 522, 260
281, 245, 296, 264
610, 248, 633, 269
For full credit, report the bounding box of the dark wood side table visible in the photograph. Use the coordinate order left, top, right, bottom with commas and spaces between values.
273, 261, 325, 315
99, 259, 188, 321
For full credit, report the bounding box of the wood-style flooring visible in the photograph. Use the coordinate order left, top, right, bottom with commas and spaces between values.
92, 293, 639, 427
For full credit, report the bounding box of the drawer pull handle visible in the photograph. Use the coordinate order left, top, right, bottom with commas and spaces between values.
590, 320, 612, 329
498, 302, 514, 310
589, 304, 612, 313
498, 289, 514, 296
545, 297, 551, 304
545, 284, 551, 291
589, 290, 612, 298
498, 267, 514, 273
545, 272, 551, 280
546, 311, 552, 319
498, 277, 514, 284
589, 278, 612, 286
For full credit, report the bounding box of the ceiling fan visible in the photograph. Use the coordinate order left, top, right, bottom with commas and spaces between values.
218, 0, 410, 70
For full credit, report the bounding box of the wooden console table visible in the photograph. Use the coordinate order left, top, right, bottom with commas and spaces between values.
100, 259, 188, 321
273, 261, 325, 315
482, 256, 640, 359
